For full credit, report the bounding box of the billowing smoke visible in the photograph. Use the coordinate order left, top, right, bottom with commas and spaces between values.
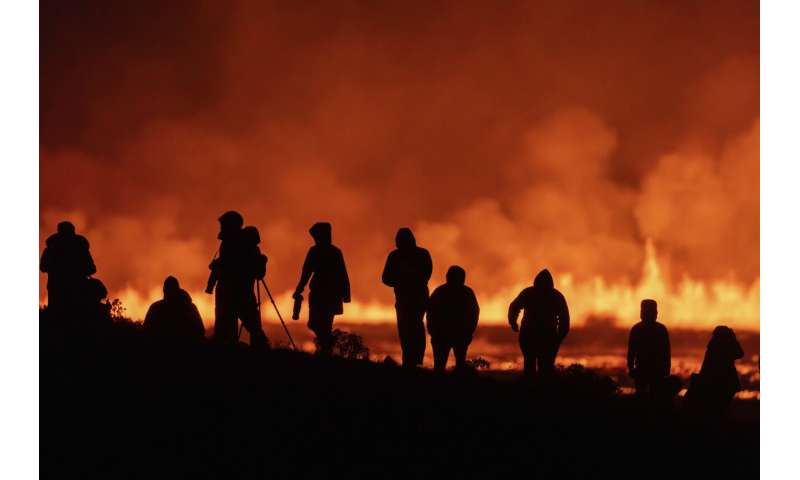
40, 1, 759, 326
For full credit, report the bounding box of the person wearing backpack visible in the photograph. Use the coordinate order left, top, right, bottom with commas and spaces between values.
206, 211, 269, 348
508, 269, 570, 379
40, 221, 97, 319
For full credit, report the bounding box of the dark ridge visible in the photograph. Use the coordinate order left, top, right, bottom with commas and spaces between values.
42, 318, 758, 479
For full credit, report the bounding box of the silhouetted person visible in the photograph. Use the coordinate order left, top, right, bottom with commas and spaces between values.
144, 276, 205, 343
382, 228, 432, 367
627, 299, 671, 398
75, 277, 112, 336
426, 265, 479, 372
207, 211, 269, 348
40, 221, 96, 317
508, 269, 570, 379
293, 222, 350, 356
686, 326, 744, 415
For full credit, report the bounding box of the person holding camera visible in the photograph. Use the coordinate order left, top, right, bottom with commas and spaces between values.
293, 222, 350, 357
206, 211, 269, 348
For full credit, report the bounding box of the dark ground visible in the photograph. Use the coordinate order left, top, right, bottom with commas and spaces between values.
41, 321, 759, 479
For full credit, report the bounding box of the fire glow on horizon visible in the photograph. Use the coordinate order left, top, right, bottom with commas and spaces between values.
100, 240, 758, 330
40, 1, 759, 333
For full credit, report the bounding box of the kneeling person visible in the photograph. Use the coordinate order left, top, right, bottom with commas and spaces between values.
144, 276, 205, 343
427, 265, 479, 372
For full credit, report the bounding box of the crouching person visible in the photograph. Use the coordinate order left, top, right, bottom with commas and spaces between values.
685, 326, 744, 418
426, 266, 479, 372
144, 276, 205, 344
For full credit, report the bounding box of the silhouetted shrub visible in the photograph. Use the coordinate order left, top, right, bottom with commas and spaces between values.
466, 357, 492, 370
315, 329, 370, 360
555, 363, 620, 398
110, 298, 128, 322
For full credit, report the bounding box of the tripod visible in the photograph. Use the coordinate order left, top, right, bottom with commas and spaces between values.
238, 279, 298, 350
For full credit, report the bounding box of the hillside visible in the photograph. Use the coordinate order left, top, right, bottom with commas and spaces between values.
41, 321, 759, 479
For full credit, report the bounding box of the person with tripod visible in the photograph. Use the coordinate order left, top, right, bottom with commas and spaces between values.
206, 211, 269, 348
293, 222, 350, 356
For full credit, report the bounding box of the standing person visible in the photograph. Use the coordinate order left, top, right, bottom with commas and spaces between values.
627, 299, 671, 398
686, 326, 744, 415
382, 228, 432, 367
207, 211, 269, 348
426, 266, 479, 372
293, 222, 350, 356
508, 269, 570, 379
40, 221, 97, 318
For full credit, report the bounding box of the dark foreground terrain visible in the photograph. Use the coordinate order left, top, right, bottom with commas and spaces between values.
42, 322, 759, 479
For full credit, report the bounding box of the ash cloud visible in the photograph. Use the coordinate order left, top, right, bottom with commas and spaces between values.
40, 0, 759, 306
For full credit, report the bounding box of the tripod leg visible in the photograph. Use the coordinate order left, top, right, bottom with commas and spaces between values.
261, 279, 298, 351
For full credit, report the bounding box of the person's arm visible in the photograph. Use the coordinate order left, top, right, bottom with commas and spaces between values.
294, 248, 314, 295
426, 289, 439, 336
40, 248, 50, 273
191, 304, 205, 340
508, 291, 524, 332
381, 252, 396, 287
557, 292, 570, 341
732, 336, 744, 360
78, 237, 97, 276
627, 327, 637, 374
86, 251, 97, 276
143, 304, 156, 330
422, 249, 433, 284
468, 288, 480, 334
339, 250, 351, 303
662, 327, 672, 376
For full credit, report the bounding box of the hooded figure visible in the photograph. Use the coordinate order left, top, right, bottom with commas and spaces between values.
627, 299, 671, 398
382, 228, 433, 367
508, 269, 570, 378
208, 211, 269, 348
426, 266, 480, 372
294, 222, 350, 356
686, 326, 744, 415
144, 276, 205, 343
76, 277, 112, 334
40, 221, 97, 317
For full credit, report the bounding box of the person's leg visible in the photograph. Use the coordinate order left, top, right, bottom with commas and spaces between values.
396, 303, 412, 366
538, 341, 558, 378
238, 289, 269, 348
453, 340, 469, 370
309, 306, 334, 356
411, 305, 427, 366
519, 330, 536, 379
432, 339, 449, 372
213, 290, 237, 345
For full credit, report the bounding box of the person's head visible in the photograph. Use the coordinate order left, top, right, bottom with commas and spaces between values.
445, 265, 466, 286
640, 299, 658, 323
309, 222, 332, 245
395, 227, 416, 249
218, 211, 244, 239
57, 221, 75, 236
86, 278, 108, 303
710, 325, 736, 346
533, 269, 554, 289
163, 276, 180, 300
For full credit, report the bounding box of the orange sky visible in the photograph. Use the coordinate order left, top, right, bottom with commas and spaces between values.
40, 1, 759, 329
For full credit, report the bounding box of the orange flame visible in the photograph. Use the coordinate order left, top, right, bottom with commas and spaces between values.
111, 240, 758, 330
